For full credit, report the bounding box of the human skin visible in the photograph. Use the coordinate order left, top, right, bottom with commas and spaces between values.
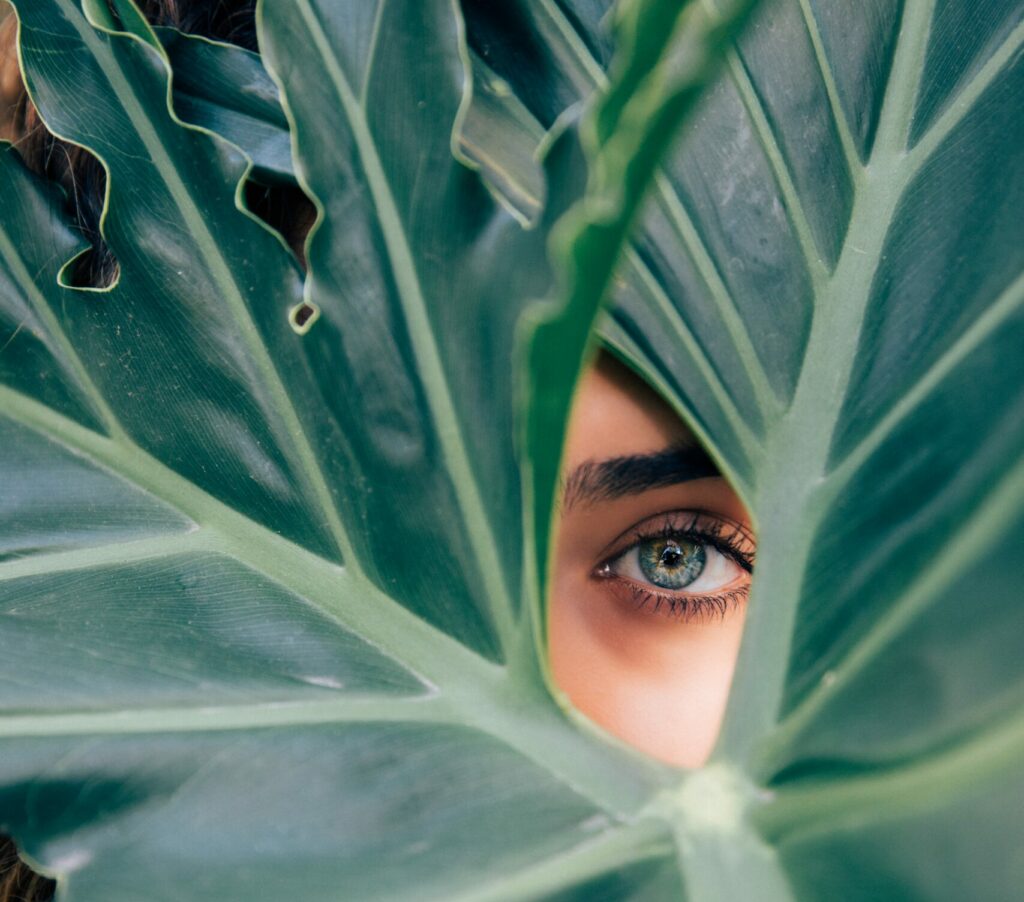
549, 353, 754, 767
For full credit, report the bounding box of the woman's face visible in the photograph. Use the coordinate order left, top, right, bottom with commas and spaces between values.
549, 353, 754, 767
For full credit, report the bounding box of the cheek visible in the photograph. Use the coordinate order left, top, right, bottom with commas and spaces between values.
548, 568, 747, 768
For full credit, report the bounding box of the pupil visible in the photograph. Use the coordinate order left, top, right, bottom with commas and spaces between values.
661, 545, 683, 567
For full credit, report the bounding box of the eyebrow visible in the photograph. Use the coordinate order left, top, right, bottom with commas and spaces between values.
560, 444, 720, 511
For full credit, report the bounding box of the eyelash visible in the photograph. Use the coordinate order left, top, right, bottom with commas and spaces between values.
594, 511, 755, 622
614, 582, 750, 622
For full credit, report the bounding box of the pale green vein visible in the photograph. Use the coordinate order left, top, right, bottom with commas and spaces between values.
620, 248, 762, 463
794, 0, 862, 174
908, 17, 1024, 171
649, 179, 781, 414
718, 2, 939, 760
291, 0, 517, 652
827, 270, 1024, 490
530, 0, 609, 89
770, 457, 1024, 759
0, 695, 450, 738
359, 0, 387, 107
451, 818, 672, 902
57, 7, 358, 567
871, 0, 936, 158
0, 531, 204, 583
0, 385, 492, 691
724, 49, 829, 290
759, 701, 1024, 841
0, 224, 124, 441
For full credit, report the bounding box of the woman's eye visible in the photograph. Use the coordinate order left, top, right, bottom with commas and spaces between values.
604, 535, 743, 593
592, 513, 754, 619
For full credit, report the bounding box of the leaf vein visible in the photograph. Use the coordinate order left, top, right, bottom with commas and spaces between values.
292, 0, 518, 652
61, 7, 359, 567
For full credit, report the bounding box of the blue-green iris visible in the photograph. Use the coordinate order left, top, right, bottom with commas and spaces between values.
638, 538, 705, 589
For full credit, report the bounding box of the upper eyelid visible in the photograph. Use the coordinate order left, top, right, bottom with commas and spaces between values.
597, 508, 755, 564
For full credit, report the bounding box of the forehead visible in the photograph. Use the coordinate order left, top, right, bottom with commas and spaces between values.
563, 353, 694, 467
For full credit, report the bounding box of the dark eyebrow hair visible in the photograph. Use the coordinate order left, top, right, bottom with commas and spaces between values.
560, 444, 720, 511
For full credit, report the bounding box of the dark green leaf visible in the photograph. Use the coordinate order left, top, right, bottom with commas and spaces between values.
469, 0, 1024, 895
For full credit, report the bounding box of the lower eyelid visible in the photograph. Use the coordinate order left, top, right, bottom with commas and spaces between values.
603, 576, 750, 622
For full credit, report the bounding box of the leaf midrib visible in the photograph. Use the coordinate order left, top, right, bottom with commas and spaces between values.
758, 10, 1024, 751
717, 0, 940, 764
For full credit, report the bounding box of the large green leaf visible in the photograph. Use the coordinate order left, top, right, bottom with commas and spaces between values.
465, 0, 1024, 896
2, 0, 1022, 900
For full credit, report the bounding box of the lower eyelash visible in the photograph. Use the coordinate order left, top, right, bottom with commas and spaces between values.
621, 582, 751, 622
